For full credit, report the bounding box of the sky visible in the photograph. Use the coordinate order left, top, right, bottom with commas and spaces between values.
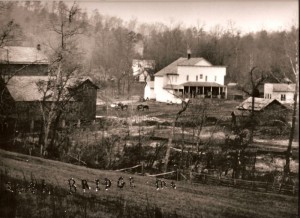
76, 0, 298, 33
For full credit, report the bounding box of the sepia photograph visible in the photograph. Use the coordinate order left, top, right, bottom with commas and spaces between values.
0, 0, 298, 217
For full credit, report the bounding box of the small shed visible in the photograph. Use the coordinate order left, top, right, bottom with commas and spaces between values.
236, 97, 287, 112
232, 97, 288, 126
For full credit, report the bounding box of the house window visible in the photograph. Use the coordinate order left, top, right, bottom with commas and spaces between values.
200, 74, 203, 79
265, 93, 272, 99
205, 76, 207, 81
281, 94, 286, 101
196, 76, 198, 81
186, 75, 189, 81
214, 76, 217, 81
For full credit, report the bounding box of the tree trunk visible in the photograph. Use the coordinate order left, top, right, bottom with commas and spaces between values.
250, 96, 255, 143
284, 35, 299, 176
284, 74, 298, 175
164, 100, 190, 172
42, 121, 51, 156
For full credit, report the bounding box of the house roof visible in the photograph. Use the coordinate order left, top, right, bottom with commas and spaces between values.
155, 57, 221, 77
163, 84, 184, 89
155, 57, 186, 77
181, 82, 225, 87
177, 57, 212, 66
0, 46, 49, 64
271, 83, 296, 92
236, 97, 286, 111
6, 76, 97, 102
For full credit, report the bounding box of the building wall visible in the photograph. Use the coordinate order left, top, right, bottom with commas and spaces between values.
154, 77, 181, 103
144, 85, 155, 100
0, 64, 48, 76
72, 81, 97, 121
152, 64, 226, 103
176, 66, 226, 85
264, 83, 295, 103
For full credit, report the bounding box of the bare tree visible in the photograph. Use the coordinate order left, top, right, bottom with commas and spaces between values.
163, 98, 190, 172
238, 67, 266, 143
38, 2, 86, 156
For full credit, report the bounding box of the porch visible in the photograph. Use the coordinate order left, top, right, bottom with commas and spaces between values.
173, 82, 227, 99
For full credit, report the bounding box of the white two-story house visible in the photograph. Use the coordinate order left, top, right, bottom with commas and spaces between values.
145, 54, 227, 103
264, 83, 296, 104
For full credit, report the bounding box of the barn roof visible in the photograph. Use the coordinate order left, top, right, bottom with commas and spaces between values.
6, 76, 52, 101
67, 76, 99, 89
236, 97, 286, 111
232, 109, 251, 117
0, 46, 49, 64
6, 76, 97, 102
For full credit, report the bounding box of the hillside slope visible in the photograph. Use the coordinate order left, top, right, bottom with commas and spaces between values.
0, 149, 298, 218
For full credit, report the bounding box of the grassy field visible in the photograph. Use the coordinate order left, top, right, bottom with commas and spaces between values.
96, 99, 241, 119
0, 149, 298, 218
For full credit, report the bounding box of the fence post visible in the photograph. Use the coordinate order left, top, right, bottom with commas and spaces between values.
141, 162, 144, 175
292, 185, 295, 195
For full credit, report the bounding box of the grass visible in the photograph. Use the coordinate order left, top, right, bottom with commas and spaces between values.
0, 148, 298, 218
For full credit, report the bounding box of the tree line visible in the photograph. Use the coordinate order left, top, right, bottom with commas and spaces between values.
0, 1, 298, 94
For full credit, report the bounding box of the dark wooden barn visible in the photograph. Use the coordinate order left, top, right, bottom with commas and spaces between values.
0, 46, 99, 135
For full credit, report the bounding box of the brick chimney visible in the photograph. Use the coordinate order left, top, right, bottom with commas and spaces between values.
187, 48, 191, 59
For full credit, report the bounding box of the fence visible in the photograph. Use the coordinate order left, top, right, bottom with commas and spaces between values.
192, 172, 298, 196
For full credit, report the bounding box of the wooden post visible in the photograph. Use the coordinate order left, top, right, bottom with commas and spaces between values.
202, 86, 204, 95
141, 162, 144, 175
61, 119, 65, 128
292, 185, 295, 195
210, 86, 212, 98
225, 86, 228, 99
30, 120, 34, 132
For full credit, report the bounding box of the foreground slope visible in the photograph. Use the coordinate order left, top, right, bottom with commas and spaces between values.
0, 149, 298, 218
